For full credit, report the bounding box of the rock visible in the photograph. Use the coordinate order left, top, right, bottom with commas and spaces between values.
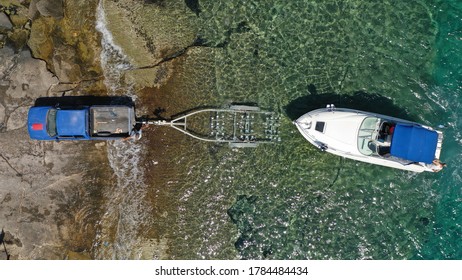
95, 142, 106, 149
0, 45, 16, 81
51, 48, 82, 83
48, 83, 79, 93
0, 12, 13, 28
29, 0, 40, 19
5, 2, 30, 28
0, 103, 5, 126
36, 0, 64, 18
28, 16, 55, 61
5, 49, 59, 99
0, 0, 120, 261
0, 125, 113, 259
1, 231, 22, 247
6, 106, 28, 130
27, 0, 103, 86
67, 251, 91, 260
8, 14, 29, 28
0, 2, 30, 51
124, 67, 173, 89
7, 28, 30, 50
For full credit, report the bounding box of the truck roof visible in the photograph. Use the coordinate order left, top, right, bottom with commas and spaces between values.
56, 109, 88, 137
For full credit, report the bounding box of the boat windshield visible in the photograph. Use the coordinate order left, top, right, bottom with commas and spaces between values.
47, 109, 57, 137
357, 117, 380, 155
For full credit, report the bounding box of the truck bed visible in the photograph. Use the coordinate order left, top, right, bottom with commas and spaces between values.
90, 106, 135, 138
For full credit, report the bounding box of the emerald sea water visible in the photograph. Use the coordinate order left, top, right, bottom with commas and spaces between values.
99, 0, 462, 259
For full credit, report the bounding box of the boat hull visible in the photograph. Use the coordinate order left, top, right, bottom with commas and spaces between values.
294, 107, 443, 173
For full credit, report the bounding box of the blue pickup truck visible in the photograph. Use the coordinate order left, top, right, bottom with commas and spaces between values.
27, 105, 137, 140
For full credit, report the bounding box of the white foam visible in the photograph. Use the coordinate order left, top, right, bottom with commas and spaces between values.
95, 1, 125, 58
93, 0, 150, 259
95, 0, 132, 94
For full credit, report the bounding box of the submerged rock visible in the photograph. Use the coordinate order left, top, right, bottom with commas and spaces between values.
32, 0, 64, 18
184, 0, 200, 16
66, 251, 92, 260
100, 0, 199, 67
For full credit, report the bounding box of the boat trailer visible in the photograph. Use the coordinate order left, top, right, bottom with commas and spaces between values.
138, 105, 280, 148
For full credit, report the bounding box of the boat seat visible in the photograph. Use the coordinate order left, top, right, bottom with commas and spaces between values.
368, 141, 377, 153
368, 141, 391, 156
377, 145, 391, 156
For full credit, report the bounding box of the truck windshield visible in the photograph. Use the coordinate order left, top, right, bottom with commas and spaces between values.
47, 109, 57, 137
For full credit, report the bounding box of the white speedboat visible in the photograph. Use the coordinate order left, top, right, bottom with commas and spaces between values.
294, 105, 444, 172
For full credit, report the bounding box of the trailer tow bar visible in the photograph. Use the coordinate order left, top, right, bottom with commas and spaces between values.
136, 105, 281, 148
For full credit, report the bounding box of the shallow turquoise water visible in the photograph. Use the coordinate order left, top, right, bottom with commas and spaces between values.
418, 0, 462, 259
162, 0, 462, 259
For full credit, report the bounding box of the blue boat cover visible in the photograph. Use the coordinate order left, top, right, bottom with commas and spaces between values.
390, 124, 438, 163
56, 110, 87, 137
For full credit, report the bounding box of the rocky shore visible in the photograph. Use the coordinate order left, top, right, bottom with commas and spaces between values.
1, 0, 115, 259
